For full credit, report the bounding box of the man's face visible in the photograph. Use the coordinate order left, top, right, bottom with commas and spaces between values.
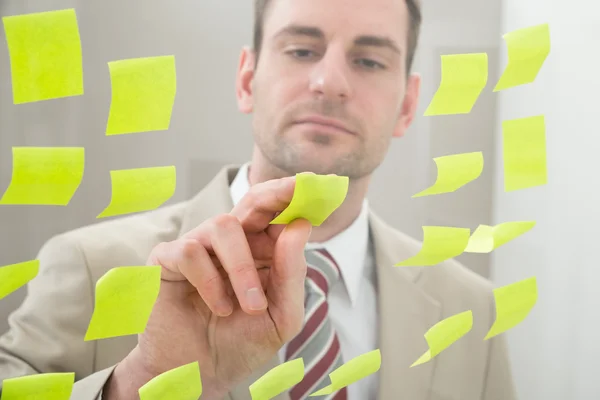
237, 0, 420, 179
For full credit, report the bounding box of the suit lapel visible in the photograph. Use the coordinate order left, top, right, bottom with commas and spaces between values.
369, 212, 441, 400
179, 164, 238, 235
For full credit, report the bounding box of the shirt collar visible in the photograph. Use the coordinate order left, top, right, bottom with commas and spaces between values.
230, 162, 369, 306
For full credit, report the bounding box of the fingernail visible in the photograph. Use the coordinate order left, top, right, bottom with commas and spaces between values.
217, 299, 233, 316
246, 288, 267, 310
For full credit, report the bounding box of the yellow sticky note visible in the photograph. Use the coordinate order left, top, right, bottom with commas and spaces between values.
270, 173, 349, 226
394, 226, 470, 266
139, 361, 202, 400
413, 152, 483, 197
0, 259, 39, 300
424, 53, 488, 116
310, 349, 381, 396
494, 23, 550, 91
106, 55, 177, 135
465, 221, 536, 253
84, 266, 161, 341
250, 358, 304, 400
2, 9, 83, 104
502, 115, 547, 192
0, 147, 85, 205
0, 372, 74, 400
97, 166, 176, 218
485, 277, 537, 340
411, 310, 472, 367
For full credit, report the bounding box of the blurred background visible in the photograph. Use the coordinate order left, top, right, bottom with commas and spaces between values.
0, 0, 597, 398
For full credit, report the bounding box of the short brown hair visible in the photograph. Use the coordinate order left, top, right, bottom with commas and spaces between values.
252, 0, 422, 74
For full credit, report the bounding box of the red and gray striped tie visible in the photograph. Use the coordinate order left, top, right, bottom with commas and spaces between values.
285, 248, 348, 400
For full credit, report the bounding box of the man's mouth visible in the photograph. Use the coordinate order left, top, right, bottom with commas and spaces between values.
293, 115, 356, 135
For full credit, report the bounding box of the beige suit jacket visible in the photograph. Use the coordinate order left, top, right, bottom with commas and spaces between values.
0, 165, 517, 400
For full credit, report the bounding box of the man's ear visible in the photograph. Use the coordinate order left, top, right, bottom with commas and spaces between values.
392, 72, 421, 138
236, 46, 256, 114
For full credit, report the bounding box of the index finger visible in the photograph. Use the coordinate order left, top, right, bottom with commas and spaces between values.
230, 176, 298, 232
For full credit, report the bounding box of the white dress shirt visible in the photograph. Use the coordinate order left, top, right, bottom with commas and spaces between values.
230, 162, 379, 400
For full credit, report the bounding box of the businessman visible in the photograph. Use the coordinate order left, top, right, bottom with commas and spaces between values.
0, 0, 517, 398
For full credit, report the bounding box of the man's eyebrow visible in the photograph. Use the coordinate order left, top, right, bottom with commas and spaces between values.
272, 25, 402, 55
273, 25, 324, 40
354, 35, 402, 55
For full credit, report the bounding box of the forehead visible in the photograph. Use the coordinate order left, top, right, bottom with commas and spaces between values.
262, 0, 410, 46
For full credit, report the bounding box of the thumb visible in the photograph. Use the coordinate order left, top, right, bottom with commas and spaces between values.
266, 218, 312, 342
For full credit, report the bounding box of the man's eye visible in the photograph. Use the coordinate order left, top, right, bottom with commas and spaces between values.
288, 49, 316, 58
356, 58, 385, 70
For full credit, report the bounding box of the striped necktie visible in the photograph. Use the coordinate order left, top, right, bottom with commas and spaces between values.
285, 248, 348, 400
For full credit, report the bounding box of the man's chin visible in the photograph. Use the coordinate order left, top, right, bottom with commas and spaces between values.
279, 156, 355, 177
258, 137, 362, 176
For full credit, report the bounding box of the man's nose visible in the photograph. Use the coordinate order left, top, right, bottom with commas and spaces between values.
308, 49, 352, 101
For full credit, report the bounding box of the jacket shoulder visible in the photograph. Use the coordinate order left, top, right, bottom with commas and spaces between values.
40, 201, 189, 282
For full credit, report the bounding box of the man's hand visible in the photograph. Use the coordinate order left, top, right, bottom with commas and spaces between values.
103, 176, 312, 399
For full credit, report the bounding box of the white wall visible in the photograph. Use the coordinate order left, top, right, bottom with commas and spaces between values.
491, 0, 599, 399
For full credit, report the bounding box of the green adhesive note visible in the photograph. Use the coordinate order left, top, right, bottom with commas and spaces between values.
84, 266, 161, 341
2, 9, 83, 104
0, 372, 74, 400
250, 358, 304, 400
394, 226, 471, 266
106, 55, 177, 135
494, 23, 550, 91
411, 311, 472, 367
502, 115, 547, 192
139, 361, 202, 400
465, 221, 536, 253
413, 152, 483, 197
424, 53, 488, 116
310, 349, 381, 396
0, 259, 39, 300
0, 147, 85, 205
485, 276, 537, 340
97, 166, 176, 218
270, 173, 349, 226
